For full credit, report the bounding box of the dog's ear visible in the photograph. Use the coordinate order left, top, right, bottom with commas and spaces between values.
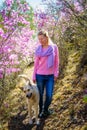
28, 79, 33, 87
28, 81, 32, 86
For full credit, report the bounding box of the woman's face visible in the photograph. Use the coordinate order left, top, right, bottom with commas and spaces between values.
38, 35, 48, 46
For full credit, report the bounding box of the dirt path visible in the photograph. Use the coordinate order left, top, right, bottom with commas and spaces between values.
0, 66, 54, 130
3, 65, 55, 130
1, 51, 87, 130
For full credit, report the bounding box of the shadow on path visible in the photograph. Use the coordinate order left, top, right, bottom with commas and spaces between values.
8, 110, 46, 130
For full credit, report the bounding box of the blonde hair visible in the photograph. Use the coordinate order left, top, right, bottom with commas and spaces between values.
38, 30, 49, 38
37, 30, 53, 45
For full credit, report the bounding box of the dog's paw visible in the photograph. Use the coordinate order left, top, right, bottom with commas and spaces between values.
29, 119, 33, 125
36, 119, 40, 125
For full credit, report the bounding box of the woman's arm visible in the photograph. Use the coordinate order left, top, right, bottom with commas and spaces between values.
54, 45, 59, 79
33, 56, 39, 82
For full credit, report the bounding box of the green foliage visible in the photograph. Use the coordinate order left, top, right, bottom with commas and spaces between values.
83, 95, 87, 103
0, 73, 18, 105
0, 14, 3, 22
20, 0, 26, 4
11, 0, 27, 11
26, 6, 36, 30
17, 22, 26, 27
0, 0, 36, 30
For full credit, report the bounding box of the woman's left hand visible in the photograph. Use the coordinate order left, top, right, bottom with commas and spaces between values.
54, 77, 57, 81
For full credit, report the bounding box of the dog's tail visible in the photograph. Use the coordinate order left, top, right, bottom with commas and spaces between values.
18, 74, 32, 86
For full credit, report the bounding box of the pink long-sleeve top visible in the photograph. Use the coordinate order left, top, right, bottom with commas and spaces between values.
33, 44, 59, 80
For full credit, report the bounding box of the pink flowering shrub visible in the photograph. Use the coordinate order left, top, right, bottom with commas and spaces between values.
0, 0, 37, 106
0, 0, 37, 79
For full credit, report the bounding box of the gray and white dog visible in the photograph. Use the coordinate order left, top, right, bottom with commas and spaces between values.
18, 74, 40, 125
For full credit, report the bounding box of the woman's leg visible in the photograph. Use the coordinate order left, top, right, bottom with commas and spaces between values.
44, 75, 54, 112
36, 74, 45, 114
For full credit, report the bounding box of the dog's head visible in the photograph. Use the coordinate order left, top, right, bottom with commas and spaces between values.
18, 74, 34, 99
22, 84, 34, 99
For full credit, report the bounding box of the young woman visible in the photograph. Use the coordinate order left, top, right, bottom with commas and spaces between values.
33, 30, 59, 118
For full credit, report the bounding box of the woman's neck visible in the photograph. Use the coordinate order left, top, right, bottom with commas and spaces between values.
42, 45, 49, 48
42, 42, 49, 48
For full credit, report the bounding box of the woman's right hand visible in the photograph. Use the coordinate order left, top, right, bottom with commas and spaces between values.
33, 79, 36, 83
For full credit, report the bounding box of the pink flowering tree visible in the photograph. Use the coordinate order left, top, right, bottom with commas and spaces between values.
35, 0, 87, 73
41, 0, 86, 21
35, 0, 87, 38
0, 0, 37, 80
0, 0, 38, 105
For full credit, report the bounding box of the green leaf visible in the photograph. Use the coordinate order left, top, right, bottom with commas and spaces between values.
83, 95, 87, 103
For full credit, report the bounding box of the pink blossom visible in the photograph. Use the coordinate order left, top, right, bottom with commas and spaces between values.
9, 54, 18, 60
6, 68, 21, 74
0, 28, 4, 37
5, 0, 13, 7
0, 68, 3, 73
4, 102, 9, 108
74, 1, 83, 12
0, 74, 3, 78
3, 46, 11, 53
10, 61, 20, 65
4, 62, 9, 66
0, 0, 36, 77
